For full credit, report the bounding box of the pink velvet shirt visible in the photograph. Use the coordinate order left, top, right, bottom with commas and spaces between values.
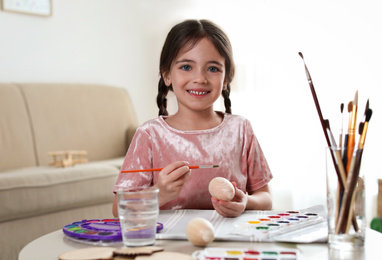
113, 112, 272, 210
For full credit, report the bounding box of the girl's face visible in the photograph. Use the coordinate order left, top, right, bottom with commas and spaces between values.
164, 38, 226, 114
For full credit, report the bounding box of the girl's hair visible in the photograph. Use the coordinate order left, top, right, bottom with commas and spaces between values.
157, 19, 235, 116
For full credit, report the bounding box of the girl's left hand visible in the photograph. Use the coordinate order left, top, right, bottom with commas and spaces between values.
211, 182, 248, 217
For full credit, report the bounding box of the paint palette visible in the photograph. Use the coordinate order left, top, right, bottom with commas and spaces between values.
63, 219, 163, 246
192, 248, 299, 260
230, 210, 322, 241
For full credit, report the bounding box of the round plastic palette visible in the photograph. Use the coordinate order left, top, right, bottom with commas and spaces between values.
63, 219, 163, 246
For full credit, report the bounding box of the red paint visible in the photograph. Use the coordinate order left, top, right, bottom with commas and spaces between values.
244, 250, 260, 255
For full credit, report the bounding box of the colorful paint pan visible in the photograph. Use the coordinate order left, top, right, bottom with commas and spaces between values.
256, 226, 269, 230
266, 223, 280, 230
287, 218, 301, 224
193, 248, 299, 260
277, 213, 290, 217
276, 220, 290, 226
268, 215, 281, 219
230, 210, 323, 241
304, 213, 319, 219
296, 216, 309, 221
247, 220, 261, 225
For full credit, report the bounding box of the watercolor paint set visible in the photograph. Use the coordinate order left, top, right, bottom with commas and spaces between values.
230, 210, 323, 241
62, 219, 163, 245
156, 205, 326, 243
192, 248, 299, 260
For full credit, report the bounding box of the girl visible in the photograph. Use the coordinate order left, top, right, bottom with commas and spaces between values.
113, 19, 272, 218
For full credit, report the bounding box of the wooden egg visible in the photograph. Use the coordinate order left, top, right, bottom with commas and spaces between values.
186, 217, 215, 246
208, 177, 235, 201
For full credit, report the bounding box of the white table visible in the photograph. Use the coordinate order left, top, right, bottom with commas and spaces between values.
19, 228, 381, 260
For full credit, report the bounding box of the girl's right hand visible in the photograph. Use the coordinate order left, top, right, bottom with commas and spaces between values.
154, 161, 191, 206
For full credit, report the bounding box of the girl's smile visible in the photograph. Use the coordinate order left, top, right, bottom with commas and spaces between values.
187, 89, 210, 96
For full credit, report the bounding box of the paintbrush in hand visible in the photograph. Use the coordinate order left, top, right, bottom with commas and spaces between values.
121, 165, 219, 173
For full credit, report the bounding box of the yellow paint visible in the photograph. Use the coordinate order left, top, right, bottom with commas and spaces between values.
247, 221, 261, 224
226, 251, 242, 255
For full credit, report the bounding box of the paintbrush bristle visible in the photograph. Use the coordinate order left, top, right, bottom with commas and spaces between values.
359, 108, 373, 134
298, 52, 304, 59
324, 119, 330, 130
358, 122, 364, 135
213, 165, 219, 168
354, 90, 358, 106
364, 99, 369, 113
348, 101, 353, 112
365, 108, 372, 122
340, 103, 344, 113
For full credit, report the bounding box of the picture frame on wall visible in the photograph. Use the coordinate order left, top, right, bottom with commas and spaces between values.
1, 0, 52, 17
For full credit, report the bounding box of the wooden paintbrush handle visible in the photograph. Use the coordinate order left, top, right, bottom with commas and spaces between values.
346, 134, 355, 172
334, 150, 347, 186
342, 135, 349, 172
345, 178, 362, 233
337, 149, 363, 234
334, 149, 346, 232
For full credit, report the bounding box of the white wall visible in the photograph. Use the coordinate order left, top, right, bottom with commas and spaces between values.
1, 0, 381, 223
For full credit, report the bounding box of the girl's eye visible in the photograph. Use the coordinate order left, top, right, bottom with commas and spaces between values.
181, 65, 192, 71
208, 66, 220, 72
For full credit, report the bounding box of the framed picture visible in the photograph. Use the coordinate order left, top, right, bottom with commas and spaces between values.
1, 0, 52, 17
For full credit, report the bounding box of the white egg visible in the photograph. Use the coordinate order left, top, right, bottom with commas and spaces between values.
208, 177, 235, 201
186, 217, 215, 246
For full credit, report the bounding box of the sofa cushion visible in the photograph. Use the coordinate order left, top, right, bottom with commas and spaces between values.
0, 84, 37, 171
18, 83, 138, 166
0, 162, 120, 223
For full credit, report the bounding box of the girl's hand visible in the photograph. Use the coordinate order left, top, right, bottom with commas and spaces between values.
154, 161, 191, 206
211, 182, 248, 217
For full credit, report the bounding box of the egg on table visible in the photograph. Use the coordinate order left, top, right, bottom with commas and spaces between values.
186, 217, 215, 246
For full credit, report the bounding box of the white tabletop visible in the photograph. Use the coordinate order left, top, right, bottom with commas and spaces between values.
19, 228, 381, 260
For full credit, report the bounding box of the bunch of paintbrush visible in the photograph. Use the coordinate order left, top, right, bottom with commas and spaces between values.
335, 99, 372, 234
299, 52, 373, 234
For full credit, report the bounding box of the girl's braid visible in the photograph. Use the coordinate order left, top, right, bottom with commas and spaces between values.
156, 76, 170, 116
222, 84, 232, 114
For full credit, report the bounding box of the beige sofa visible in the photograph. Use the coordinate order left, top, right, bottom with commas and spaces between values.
0, 83, 138, 260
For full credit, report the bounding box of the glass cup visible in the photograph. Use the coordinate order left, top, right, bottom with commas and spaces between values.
116, 187, 159, 247
326, 146, 365, 250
